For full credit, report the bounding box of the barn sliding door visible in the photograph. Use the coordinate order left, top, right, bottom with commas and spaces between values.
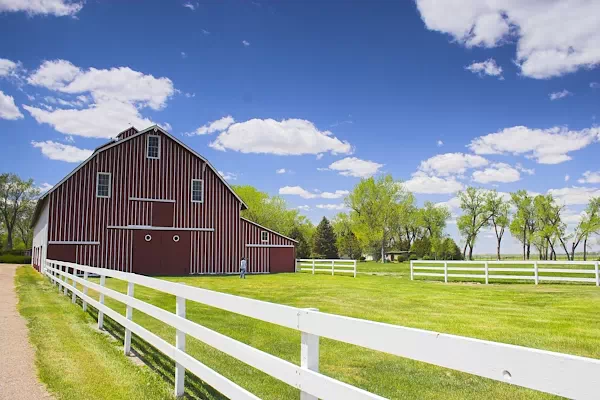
152, 202, 174, 227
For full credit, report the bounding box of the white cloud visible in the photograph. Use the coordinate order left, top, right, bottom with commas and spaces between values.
465, 59, 503, 78
549, 90, 572, 101
472, 163, 521, 184
279, 186, 348, 199
515, 163, 535, 176
24, 59, 174, 138
565, 174, 570, 182
591, 82, 600, 89
38, 182, 54, 193
548, 186, 600, 206
468, 125, 600, 164
418, 153, 489, 177
217, 171, 237, 181
437, 140, 443, 147
403, 175, 464, 194
276, 168, 286, 174
0, 0, 82, 16
0, 90, 24, 120
201, 29, 210, 35
578, 171, 600, 184
296, 205, 310, 211
316, 203, 347, 211
183, 2, 197, 10
415, 0, 600, 79
210, 118, 352, 156
186, 116, 234, 136
327, 157, 383, 178
31, 140, 92, 163
242, 40, 250, 47
0, 58, 19, 78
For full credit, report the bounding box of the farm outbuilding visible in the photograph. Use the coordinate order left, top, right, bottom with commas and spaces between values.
31, 125, 297, 275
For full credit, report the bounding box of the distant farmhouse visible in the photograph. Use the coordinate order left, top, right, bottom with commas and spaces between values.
31, 126, 296, 275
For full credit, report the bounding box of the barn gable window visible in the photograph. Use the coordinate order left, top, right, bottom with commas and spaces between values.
96, 172, 111, 198
146, 135, 160, 159
261, 231, 269, 243
191, 179, 204, 203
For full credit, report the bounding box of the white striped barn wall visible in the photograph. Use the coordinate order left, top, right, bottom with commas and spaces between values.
46, 129, 257, 274
239, 218, 296, 274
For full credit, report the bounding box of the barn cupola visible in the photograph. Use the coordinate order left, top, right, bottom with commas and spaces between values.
116, 126, 139, 140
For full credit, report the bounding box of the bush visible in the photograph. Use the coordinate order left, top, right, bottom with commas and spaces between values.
408, 254, 418, 261
359, 256, 366, 262
396, 254, 408, 263
0, 254, 32, 264
422, 255, 432, 260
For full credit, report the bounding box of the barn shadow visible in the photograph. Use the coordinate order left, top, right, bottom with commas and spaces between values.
84, 306, 228, 400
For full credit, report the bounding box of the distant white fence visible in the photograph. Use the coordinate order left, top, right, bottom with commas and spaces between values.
42, 259, 600, 399
296, 259, 357, 277
411, 260, 600, 286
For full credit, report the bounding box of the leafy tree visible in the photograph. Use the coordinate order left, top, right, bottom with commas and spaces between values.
510, 190, 536, 260
332, 213, 362, 259
288, 226, 311, 259
441, 237, 463, 260
457, 187, 491, 260
418, 202, 450, 259
534, 194, 566, 260
410, 236, 431, 259
485, 191, 510, 260
572, 197, 600, 260
312, 217, 338, 259
0, 174, 38, 250
346, 175, 408, 263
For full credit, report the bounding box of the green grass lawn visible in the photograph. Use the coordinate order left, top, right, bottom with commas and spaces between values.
18, 265, 600, 399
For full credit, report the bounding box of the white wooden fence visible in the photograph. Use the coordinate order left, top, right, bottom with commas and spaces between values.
296, 259, 357, 277
42, 259, 600, 399
411, 260, 600, 286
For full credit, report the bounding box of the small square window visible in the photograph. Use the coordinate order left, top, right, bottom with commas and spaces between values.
261, 231, 269, 242
191, 179, 204, 203
96, 172, 111, 198
147, 135, 160, 159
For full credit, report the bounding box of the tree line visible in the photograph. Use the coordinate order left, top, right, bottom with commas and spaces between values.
0, 173, 39, 251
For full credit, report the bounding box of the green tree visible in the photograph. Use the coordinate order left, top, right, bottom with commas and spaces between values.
485, 191, 511, 260
288, 226, 311, 259
441, 237, 463, 260
0, 174, 38, 250
510, 190, 536, 260
418, 202, 450, 259
331, 213, 363, 259
533, 194, 565, 260
410, 236, 431, 259
346, 175, 408, 263
457, 187, 491, 260
571, 197, 600, 260
312, 217, 338, 259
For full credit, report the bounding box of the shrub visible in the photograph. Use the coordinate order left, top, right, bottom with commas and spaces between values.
359, 256, 366, 262
408, 254, 418, 261
0, 255, 32, 264
422, 255, 432, 260
396, 254, 408, 263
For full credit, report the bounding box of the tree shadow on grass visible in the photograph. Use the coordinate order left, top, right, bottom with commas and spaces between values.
85, 306, 228, 400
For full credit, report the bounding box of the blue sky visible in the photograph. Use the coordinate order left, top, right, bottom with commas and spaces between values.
1, 0, 599, 254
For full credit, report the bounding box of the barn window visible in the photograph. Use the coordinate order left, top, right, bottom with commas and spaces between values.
96, 172, 111, 198
146, 135, 160, 159
261, 231, 269, 242
191, 179, 204, 203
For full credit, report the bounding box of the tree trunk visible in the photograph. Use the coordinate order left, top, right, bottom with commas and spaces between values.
381, 241, 385, 264
462, 240, 468, 260
5, 226, 13, 250
522, 229, 526, 260
526, 243, 531, 260
496, 238, 501, 260
583, 237, 588, 261
468, 243, 474, 261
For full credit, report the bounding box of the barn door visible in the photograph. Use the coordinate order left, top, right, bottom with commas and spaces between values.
152, 202, 174, 227
269, 247, 295, 273
133, 230, 191, 276
132, 230, 162, 275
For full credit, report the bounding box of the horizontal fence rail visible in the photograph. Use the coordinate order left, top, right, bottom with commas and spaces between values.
42, 259, 600, 399
411, 260, 600, 286
296, 259, 357, 278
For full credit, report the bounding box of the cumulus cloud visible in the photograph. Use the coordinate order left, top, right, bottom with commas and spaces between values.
327, 157, 383, 178
465, 59, 503, 78
418, 152, 489, 177
578, 171, 600, 184
24, 59, 174, 138
472, 163, 521, 184
415, 0, 600, 79
547, 186, 600, 206
296, 205, 310, 211
279, 186, 349, 199
549, 90, 572, 101
242, 40, 250, 47
210, 118, 352, 156
468, 125, 600, 164
437, 140, 443, 147
217, 171, 237, 181
186, 116, 234, 136
403, 175, 464, 194
0, 58, 20, 78
31, 140, 92, 162
183, 2, 197, 11
316, 204, 347, 211
276, 168, 286, 174
0, 0, 82, 16
38, 182, 54, 193
0, 90, 24, 120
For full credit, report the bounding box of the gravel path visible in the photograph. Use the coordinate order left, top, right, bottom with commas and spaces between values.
0, 264, 53, 400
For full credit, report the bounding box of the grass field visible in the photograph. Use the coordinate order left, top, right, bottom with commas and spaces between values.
17, 264, 600, 399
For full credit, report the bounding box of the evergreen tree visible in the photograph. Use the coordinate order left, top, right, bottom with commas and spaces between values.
312, 217, 338, 259
289, 226, 311, 259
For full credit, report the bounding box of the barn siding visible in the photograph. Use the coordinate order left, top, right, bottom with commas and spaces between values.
43, 128, 292, 274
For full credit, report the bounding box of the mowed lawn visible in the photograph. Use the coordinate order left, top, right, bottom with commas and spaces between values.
18, 264, 600, 399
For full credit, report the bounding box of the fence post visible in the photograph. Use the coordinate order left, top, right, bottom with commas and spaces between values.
98, 274, 106, 330
595, 261, 599, 287
444, 261, 448, 283
410, 260, 414, 280
63, 265, 68, 296
300, 308, 319, 400
312, 259, 315, 275
331, 260, 335, 276
353, 260, 357, 278
82, 271, 89, 312
534, 261, 539, 285
485, 261, 489, 285
71, 266, 77, 304
175, 296, 186, 397
124, 282, 135, 355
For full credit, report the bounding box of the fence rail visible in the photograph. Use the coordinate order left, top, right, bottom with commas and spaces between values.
411, 260, 600, 286
42, 259, 600, 399
296, 259, 357, 277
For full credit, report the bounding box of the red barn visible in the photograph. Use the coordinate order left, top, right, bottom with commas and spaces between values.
31, 125, 296, 275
